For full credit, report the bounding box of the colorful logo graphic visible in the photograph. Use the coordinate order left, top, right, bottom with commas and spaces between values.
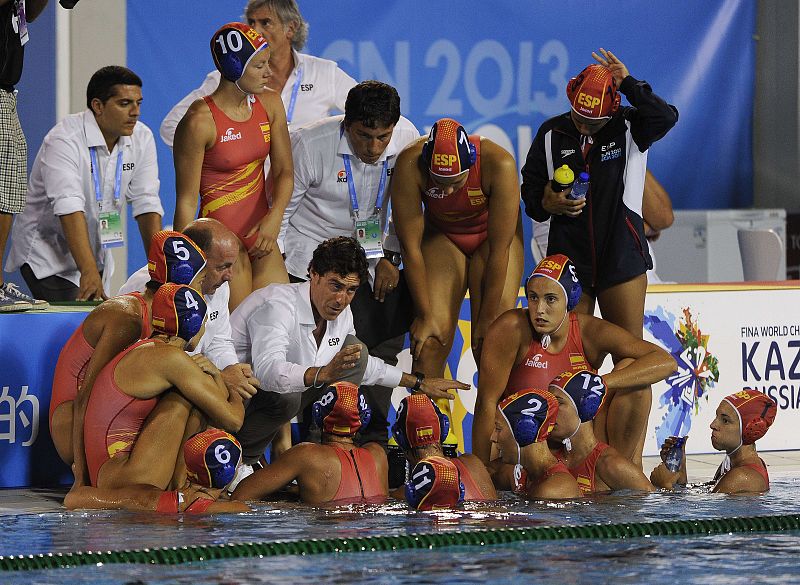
645, 306, 720, 449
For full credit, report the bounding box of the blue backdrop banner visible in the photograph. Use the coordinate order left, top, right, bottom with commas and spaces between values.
127, 0, 755, 276
0, 311, 85, 488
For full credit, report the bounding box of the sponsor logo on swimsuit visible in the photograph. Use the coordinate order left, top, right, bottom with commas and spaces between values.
220, 128, 242, 143
467, 188, 486, 206
337, 170, 347, 183
425, 187, 447, 199
525, 353, 548, 369
560, 149, 576, 157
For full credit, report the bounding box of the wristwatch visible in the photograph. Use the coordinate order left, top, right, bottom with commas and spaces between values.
410, 371, 425, 392
384, 251, 402, 267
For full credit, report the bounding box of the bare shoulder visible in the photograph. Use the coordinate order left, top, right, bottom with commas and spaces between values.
480, 137, 516, 166
488, 308, 528, 338
714, 465, 768, 494
363, 442, 389, 464
256, 89, 286, 119
394, 137, 427, 170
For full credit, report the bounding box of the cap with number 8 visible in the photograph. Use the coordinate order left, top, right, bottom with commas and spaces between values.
152, 283, 207, 341
184, 428, 243, 489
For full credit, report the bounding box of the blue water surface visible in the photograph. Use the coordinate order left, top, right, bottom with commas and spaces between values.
2, 472, 799, 584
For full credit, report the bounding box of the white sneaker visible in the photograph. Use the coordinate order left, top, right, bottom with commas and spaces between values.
0, 288, 31, 312
0, 283, 49, 309
225, 463, 255, 495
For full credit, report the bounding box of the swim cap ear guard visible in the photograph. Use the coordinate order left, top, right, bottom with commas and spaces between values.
723, 389, 778, 446
184, 428, 243, 489
391, 394, 450, 451
147, 231, 206, 286
312, 381, 371, 436
405, 456, 465, 511
210, 22, 269, 82
151, 284, 207, 341
498, 389, 559, 447
526, 254, 582, 312
550, 370, 607, 423
421, 118, 477, 178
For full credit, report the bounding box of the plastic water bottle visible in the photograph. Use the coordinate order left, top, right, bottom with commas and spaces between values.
665, 436, 687, 472
569, 172, 590, 200
551, 164, 574, 193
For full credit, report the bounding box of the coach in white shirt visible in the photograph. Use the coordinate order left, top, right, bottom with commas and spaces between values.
119, 218, 260, 399
234, 236, 467, 463
7, 66, 163, 302
159, 0, 355, 149
278, 81, 420, 446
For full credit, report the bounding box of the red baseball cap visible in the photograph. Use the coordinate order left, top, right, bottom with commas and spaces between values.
566, 64, 620, 119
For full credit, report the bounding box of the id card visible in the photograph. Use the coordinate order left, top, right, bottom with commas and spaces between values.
98, 210, 124, 248
15, 0, 28, 46
354, 215, 383, 259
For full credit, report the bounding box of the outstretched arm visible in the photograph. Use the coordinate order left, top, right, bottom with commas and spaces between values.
230, 444, 309, 501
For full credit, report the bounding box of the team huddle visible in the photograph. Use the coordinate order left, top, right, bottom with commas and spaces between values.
38, 1, 777, 513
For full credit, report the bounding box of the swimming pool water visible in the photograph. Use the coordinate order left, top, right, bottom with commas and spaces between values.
2, 472, 800, 584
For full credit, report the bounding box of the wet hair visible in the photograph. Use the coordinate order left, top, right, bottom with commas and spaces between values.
344, 81, 401, 129
308, 237, 369, 284
244, 0, 308, 50
86, 66, 142, 110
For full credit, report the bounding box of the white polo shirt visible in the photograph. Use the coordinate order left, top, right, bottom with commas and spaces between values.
236, 281, 403, 394
118, 266, 238, 370
159, 50, 356, 148
6, 111, 163, 287
282, 115, 419, 282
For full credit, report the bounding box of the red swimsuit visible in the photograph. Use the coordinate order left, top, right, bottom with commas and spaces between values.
423, 136, 488, 256
330, 445, 386, 504
453, 457, 492, 501
83, 339, 159, 486
49, 293, 152, 426
557, 442, 611, 495
503, 313, 591, 399
200, 95, 272, 251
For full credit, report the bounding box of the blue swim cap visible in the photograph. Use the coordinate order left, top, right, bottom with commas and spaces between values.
405, 456, 465, 511
210, 22, 269, 82
549, 370, 607, 423
152, 284, 207, 342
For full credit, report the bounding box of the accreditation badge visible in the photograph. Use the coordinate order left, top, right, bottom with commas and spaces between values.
354, 215, 383, 259
98, 210, 124, 248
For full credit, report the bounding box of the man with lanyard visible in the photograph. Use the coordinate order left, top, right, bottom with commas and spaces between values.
0, 0, 49, 311
159, 0, 355, 149
7, 65, 162, 301
280, 80, 419, 448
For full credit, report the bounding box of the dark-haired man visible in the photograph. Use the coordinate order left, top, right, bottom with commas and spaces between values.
278, 81, 420, 446
7, 65, 163, 301
231, 237, 468, 469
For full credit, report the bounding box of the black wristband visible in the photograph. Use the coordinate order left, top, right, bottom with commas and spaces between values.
411, 371, 425, 392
